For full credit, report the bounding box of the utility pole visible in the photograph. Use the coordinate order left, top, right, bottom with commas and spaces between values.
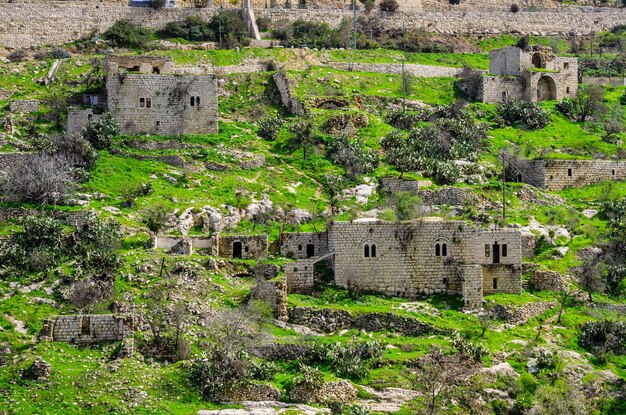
353, 0, 357, 50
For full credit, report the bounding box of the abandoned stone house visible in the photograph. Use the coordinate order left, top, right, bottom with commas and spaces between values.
152, 233, 268, 259
506, 155, 626, 191
66, 55, 218, 136
478, 46, 578, 103
285, 218, 522, 309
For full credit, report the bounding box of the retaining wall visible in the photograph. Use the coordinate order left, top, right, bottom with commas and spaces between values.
40, 314, 132, 344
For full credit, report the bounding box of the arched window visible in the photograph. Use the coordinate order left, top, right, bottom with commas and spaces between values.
371, 244, 377, 258
434, 239, 449, 257
442, 243, 448, 257
364, 244, 370, 258
435, 243, 441, 257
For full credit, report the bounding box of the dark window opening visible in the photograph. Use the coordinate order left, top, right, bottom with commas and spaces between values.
152, 66, 160, 74
442, 243, 448, 257
233, 241, 242, 259
517, 173, 522, 182
371, 244, 377, 258
139, 97, 145, 108
87, 114, 93, 120
306, 244, 315, 258
493, 278, 498, 290
502, 244, 508, 258
131, 65, 140, 72
566, 86, 570, 94
492, 242, 500, 264
156, 121, 160, 127
190, 96, 195, 107
568, 168, 572, 177
364, 245, 370, 258
564, 62, 569, 69
502, 91, 507, 101
298, 244, 302, 251
485, 244, 490, 257
244, 245, 249, 253
81, 316, 90, 336
612, 169, 616, 176
435, 243, 441, 257
196, 96, 200, 106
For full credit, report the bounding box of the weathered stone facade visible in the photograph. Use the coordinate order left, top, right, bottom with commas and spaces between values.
281, 231, 329, 259
329, 62, 463, 78
273, 71, 304, 115
329, 219, 521, 305
66, 108, 104, 136
250, 277, 288, 320
506, 156, 626, 190
529, 269, 565, 292
105, 55, 174, 75
9, 100, 39, 113
152, 233, 268, 259
379, 178, 419, 195
106, 73, 218, 135
40, 315, 132, 344
479, 46, 578, 103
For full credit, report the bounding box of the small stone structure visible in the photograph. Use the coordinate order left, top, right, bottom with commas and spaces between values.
66, 108, 104, 136
40, 315, 132, 344
478, 46, 578, 103
379, 178, 419, 195
506, 155, 626, 190
250, 277, 288, 320
22, 357, 52, 382
529, 269, 565, 292
285, 218, 522, 308
104, 55, 174, 75
273, 71, 304, 115
9, 100, 39, 113
106, 72, 218, 135
281, 231, 329, 259
152, 233, 268, 259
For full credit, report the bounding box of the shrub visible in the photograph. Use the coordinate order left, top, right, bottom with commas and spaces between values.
160, 15, 213, 41
452, 333, 489, 362
34, 47, 71, 61
580, 320, 626, 357
510, 3, 520, 12
328, 135, 379, 178
210, 10, 250, 48
51, 134, 99, 170
385, 108, 432, 130
81, 112, 119, 150
142, 204, 170, 233
72, 214, 122, 278
103, 20, 153, 49
256, 16, 272, 32
257, 117, 285, 140
557, 85, 606, 122
7, 49, 28, 63
496, 100, 549, 130
386, 191, 422, 221
379, 0, 399, 11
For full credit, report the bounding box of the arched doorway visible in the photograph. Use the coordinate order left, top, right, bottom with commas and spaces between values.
233, 241, 242, 259
536, 76, 557, 101
531, 53, 544, 69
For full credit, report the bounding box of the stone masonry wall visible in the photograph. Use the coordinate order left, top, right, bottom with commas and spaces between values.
218, 234, 268, 259
379, 178, 419, 195
329, 219, 521, 299
66, 108, 104, 136
106, 73, 218, 135
41, 314, 131, 344
9, 100, 39, 113
329, 62, 463, 78
0, 207, 92, 227
285, 258, 316, 293
479, 76, 526, 103
250, 277, 288, 319
4, 4, 624, 49
507, 157, 626, 190
272, 71, 304, 115
280, 231, 329, 259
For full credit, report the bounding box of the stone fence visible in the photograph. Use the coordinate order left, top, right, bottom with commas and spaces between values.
288, 306, 437, 336
2, 4, 626, 49
329, 62, 463, 78
583, 77, 626, 87
0, 207, 92, 227
9, 100, 39, 113
40, 314, 132, 344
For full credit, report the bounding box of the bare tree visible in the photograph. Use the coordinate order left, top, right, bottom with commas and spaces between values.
575, 256, 605, 302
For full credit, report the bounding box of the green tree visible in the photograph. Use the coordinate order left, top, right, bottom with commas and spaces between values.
81, 112, 119, 150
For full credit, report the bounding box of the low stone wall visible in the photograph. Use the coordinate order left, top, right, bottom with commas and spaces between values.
289, 380, 357, 405
153, 235, 216, 253
288, 306, 436, 335
0, 88, 13, 101
250, 277, 288, 320
490, 300, 556, 325
66, 109, 104, 136
9, 100, 39, 113
221, 382, 281, 403
379, 178, 419, 195
419, 187, 474, 206
273, 71, 304, 115
40, 314, 132, 344
329, 62, 463, 78
172, 62, 268, 75
583, 77, 626, 87
529, 269, 565, 292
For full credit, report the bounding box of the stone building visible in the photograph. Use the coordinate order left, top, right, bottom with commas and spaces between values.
106, 72, 218, 135
285, 218, 522, 308
152, 233, 268, 259
478, 46, 578, 103
40, 315, 132, 344
506, 155, 626, 190
104, 55, 174, 75
66, 108, 105, 136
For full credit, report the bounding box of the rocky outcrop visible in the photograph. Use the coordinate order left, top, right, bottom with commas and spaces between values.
288, 306, 436, 336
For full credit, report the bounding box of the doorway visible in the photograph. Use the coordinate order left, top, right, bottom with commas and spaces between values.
233, 241, 243, 259
306, 244, 315, 258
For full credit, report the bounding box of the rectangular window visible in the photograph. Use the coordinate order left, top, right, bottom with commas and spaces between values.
502, 244, 508, 258
564, 62, 569, 69
298, 244, 302, 251
485, 244, 490, 258
567, 168, 572, 177
493, 278, 498, 290
190, 96, 195, 107
139, 97, 145, 108
145, 98, 151, 108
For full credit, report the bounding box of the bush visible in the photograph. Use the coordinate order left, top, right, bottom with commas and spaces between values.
104, 20, 153, 49
34, 47, 71, 60
496, 100, 549, 130
328, 135, 379, 178
510, 3, 520, 12
81, 112, 119, 150
385, 108, 432, 130
160, 15, 213, 41
7, 49, 28, 63
379, 0, 399, 11
51, 134, 99, 170
72, 214, 122, 278
210, 10, 250, 48
256, 17, 272, 32
451, 333, 489, 362
580, 320, 626, 357
142, 204, 170, 233
257, 117, 285, 140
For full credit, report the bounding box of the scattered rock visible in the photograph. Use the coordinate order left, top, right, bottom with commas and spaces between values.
198, 401, 330, 415
22, 357, 52, 381
582, 209, 597, 218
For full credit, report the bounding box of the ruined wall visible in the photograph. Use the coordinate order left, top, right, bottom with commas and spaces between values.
529, 269, 565, 291
479, 76, 526, 103
272, 71, 303, 115
106, 73, 218, 135
285, 258, 316, 293
459, 264, 483, 309
379, 178, 419, 195
329, 219, 521, 299
218, 234, 268, 259
250, 277, 288, 319
419, 187, 474, 206
105, 55, 174, 74
508, 157, 626, 190
329, 62, 462, 78
40, 314, 131, 344
482, 264, 522, 295
66, 108, 104, 136
280, 231, 329, 259
3, 5, 626, 49
0, 207, 92, 227
9, 100, 39, 113
489, 47, 523, 76
153, 235, 216, 252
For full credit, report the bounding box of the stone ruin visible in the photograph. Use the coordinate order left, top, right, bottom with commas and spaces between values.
478, 46, 578, 103
40, 314, 132, 344
152, 233, 268, 259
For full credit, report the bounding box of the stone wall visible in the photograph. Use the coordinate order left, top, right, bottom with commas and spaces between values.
285, 258, 317, 293
479, 76, 525, 103
329, 219, 522, 299
490, 300, 555, 325
273, 71, 303, 115
507, 156, 626, 190
329, 62, 463, 78
419, 187, 474, 206
250, 277, 288, 319
280, 231, 329, 259
105, 55, 174, 74
379, 178, 419, 195
40, 314, 132, 344
218, 234, 268, 259
482, 264, 522, 295
2, 5, 626, 49
0, 207, 92, 227
153, 235, 216, 253
9, 100, 39, 113
106, 73, 218, 135
0, 88, 13, 101
583, 77, 626, 87
529, 269, 565, 291
66, 108, 104, 136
